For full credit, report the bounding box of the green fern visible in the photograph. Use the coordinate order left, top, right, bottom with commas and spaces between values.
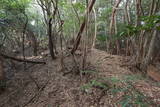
119, 95, 132, 107
81, 79, 109, 91
80, 83, 92, 91
90, 80, 109, 89
123, 74, 144, 82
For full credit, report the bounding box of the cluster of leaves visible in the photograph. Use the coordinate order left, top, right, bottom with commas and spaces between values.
0, 0, 32, 29
140, 15, 160, 30
97, 34, 107, 42
112, 75, 154, 107
81, 79, 109, 91
114, 15, 160, 40
81, 74, 153, 107
120, 91, 148, 107
0, 0, 31, 17
0, 0, 42, 50
58, 0, 85, 37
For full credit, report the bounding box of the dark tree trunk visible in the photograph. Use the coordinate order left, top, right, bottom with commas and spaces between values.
48, 18, 56, 59
0, 55, 5, 93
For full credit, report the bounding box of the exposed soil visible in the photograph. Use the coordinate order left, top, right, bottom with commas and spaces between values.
0, 49, 160, 107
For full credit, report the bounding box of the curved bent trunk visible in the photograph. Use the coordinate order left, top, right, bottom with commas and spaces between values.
71, 0, 96, 54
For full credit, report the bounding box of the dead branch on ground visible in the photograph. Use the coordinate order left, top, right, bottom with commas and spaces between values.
0, 53, 46, 64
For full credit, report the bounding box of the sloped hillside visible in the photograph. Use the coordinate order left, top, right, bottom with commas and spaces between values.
0, 49, 160, 107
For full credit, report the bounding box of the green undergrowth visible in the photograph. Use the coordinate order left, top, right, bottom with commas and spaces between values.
80, 71, 155, 107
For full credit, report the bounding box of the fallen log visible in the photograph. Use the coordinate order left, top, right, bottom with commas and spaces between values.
0, 53, 46, 64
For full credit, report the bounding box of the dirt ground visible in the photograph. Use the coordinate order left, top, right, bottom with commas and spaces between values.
0, 49, 160, 107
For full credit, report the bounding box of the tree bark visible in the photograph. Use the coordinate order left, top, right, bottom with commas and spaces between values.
48, 18, 56, 59
38, 0, 57, 60
91, 6, 97, 49
71, 0, 96, 54
108, 0, 122, 53
109, 0, 122, 35
0, 55, 5, 93
141, 30, 157, 71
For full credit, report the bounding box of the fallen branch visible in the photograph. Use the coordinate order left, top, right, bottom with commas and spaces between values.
0, 53, 46, 64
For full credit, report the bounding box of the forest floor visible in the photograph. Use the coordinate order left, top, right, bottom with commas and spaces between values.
0, 49, 160, 107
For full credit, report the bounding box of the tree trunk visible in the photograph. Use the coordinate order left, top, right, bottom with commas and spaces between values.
108, 0, 122, 53
91, 6, 97, 49
0, 55, 5, 93
141, 30, 157, 71
71, 0, 96, 54
48, 18, 56, 59
27, 31, 38, 56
